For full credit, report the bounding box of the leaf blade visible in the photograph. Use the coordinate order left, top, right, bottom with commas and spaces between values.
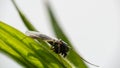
44, 1, 88, 68
0, 21, 72, 68
11, 0, 37, 31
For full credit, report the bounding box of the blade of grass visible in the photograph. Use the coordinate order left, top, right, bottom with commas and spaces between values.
0, 39, 32, 68
0, 21, 72, 68
44, 1, 88, 68
11, 0, 50, 49
11, 0, 73, 67
11, 0, 37, 31
12, 0, 71, 68
0, 22, 43, 68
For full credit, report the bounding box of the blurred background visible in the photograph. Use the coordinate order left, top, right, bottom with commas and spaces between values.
0, 0, 119, 68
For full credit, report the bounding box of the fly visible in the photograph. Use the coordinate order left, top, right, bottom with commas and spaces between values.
25, 31, 69, 57
25, 31, 99, 67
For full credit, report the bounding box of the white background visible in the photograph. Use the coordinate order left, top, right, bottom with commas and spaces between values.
0, 0, 119, 68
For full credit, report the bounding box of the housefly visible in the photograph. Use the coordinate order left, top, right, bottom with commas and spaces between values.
25, 31, 69, 57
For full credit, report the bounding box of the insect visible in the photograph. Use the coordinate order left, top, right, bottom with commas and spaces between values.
25, 31, 99, 67
25, 31, 69, 57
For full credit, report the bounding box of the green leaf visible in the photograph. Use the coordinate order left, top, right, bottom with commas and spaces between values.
11, 1, 72, 67
11, 0, 49, 51
0, 21, 72, 68
44, 1, 88, 68
11, 0, 89, 67
11, 0, 37, 31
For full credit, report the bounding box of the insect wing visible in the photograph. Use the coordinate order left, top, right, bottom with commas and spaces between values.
25, 31, 54, 41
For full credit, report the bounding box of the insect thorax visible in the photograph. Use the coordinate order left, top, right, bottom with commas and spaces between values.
48, 39, 69, 57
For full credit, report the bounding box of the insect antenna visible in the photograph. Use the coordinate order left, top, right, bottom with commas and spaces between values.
80, 56, 99, 67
